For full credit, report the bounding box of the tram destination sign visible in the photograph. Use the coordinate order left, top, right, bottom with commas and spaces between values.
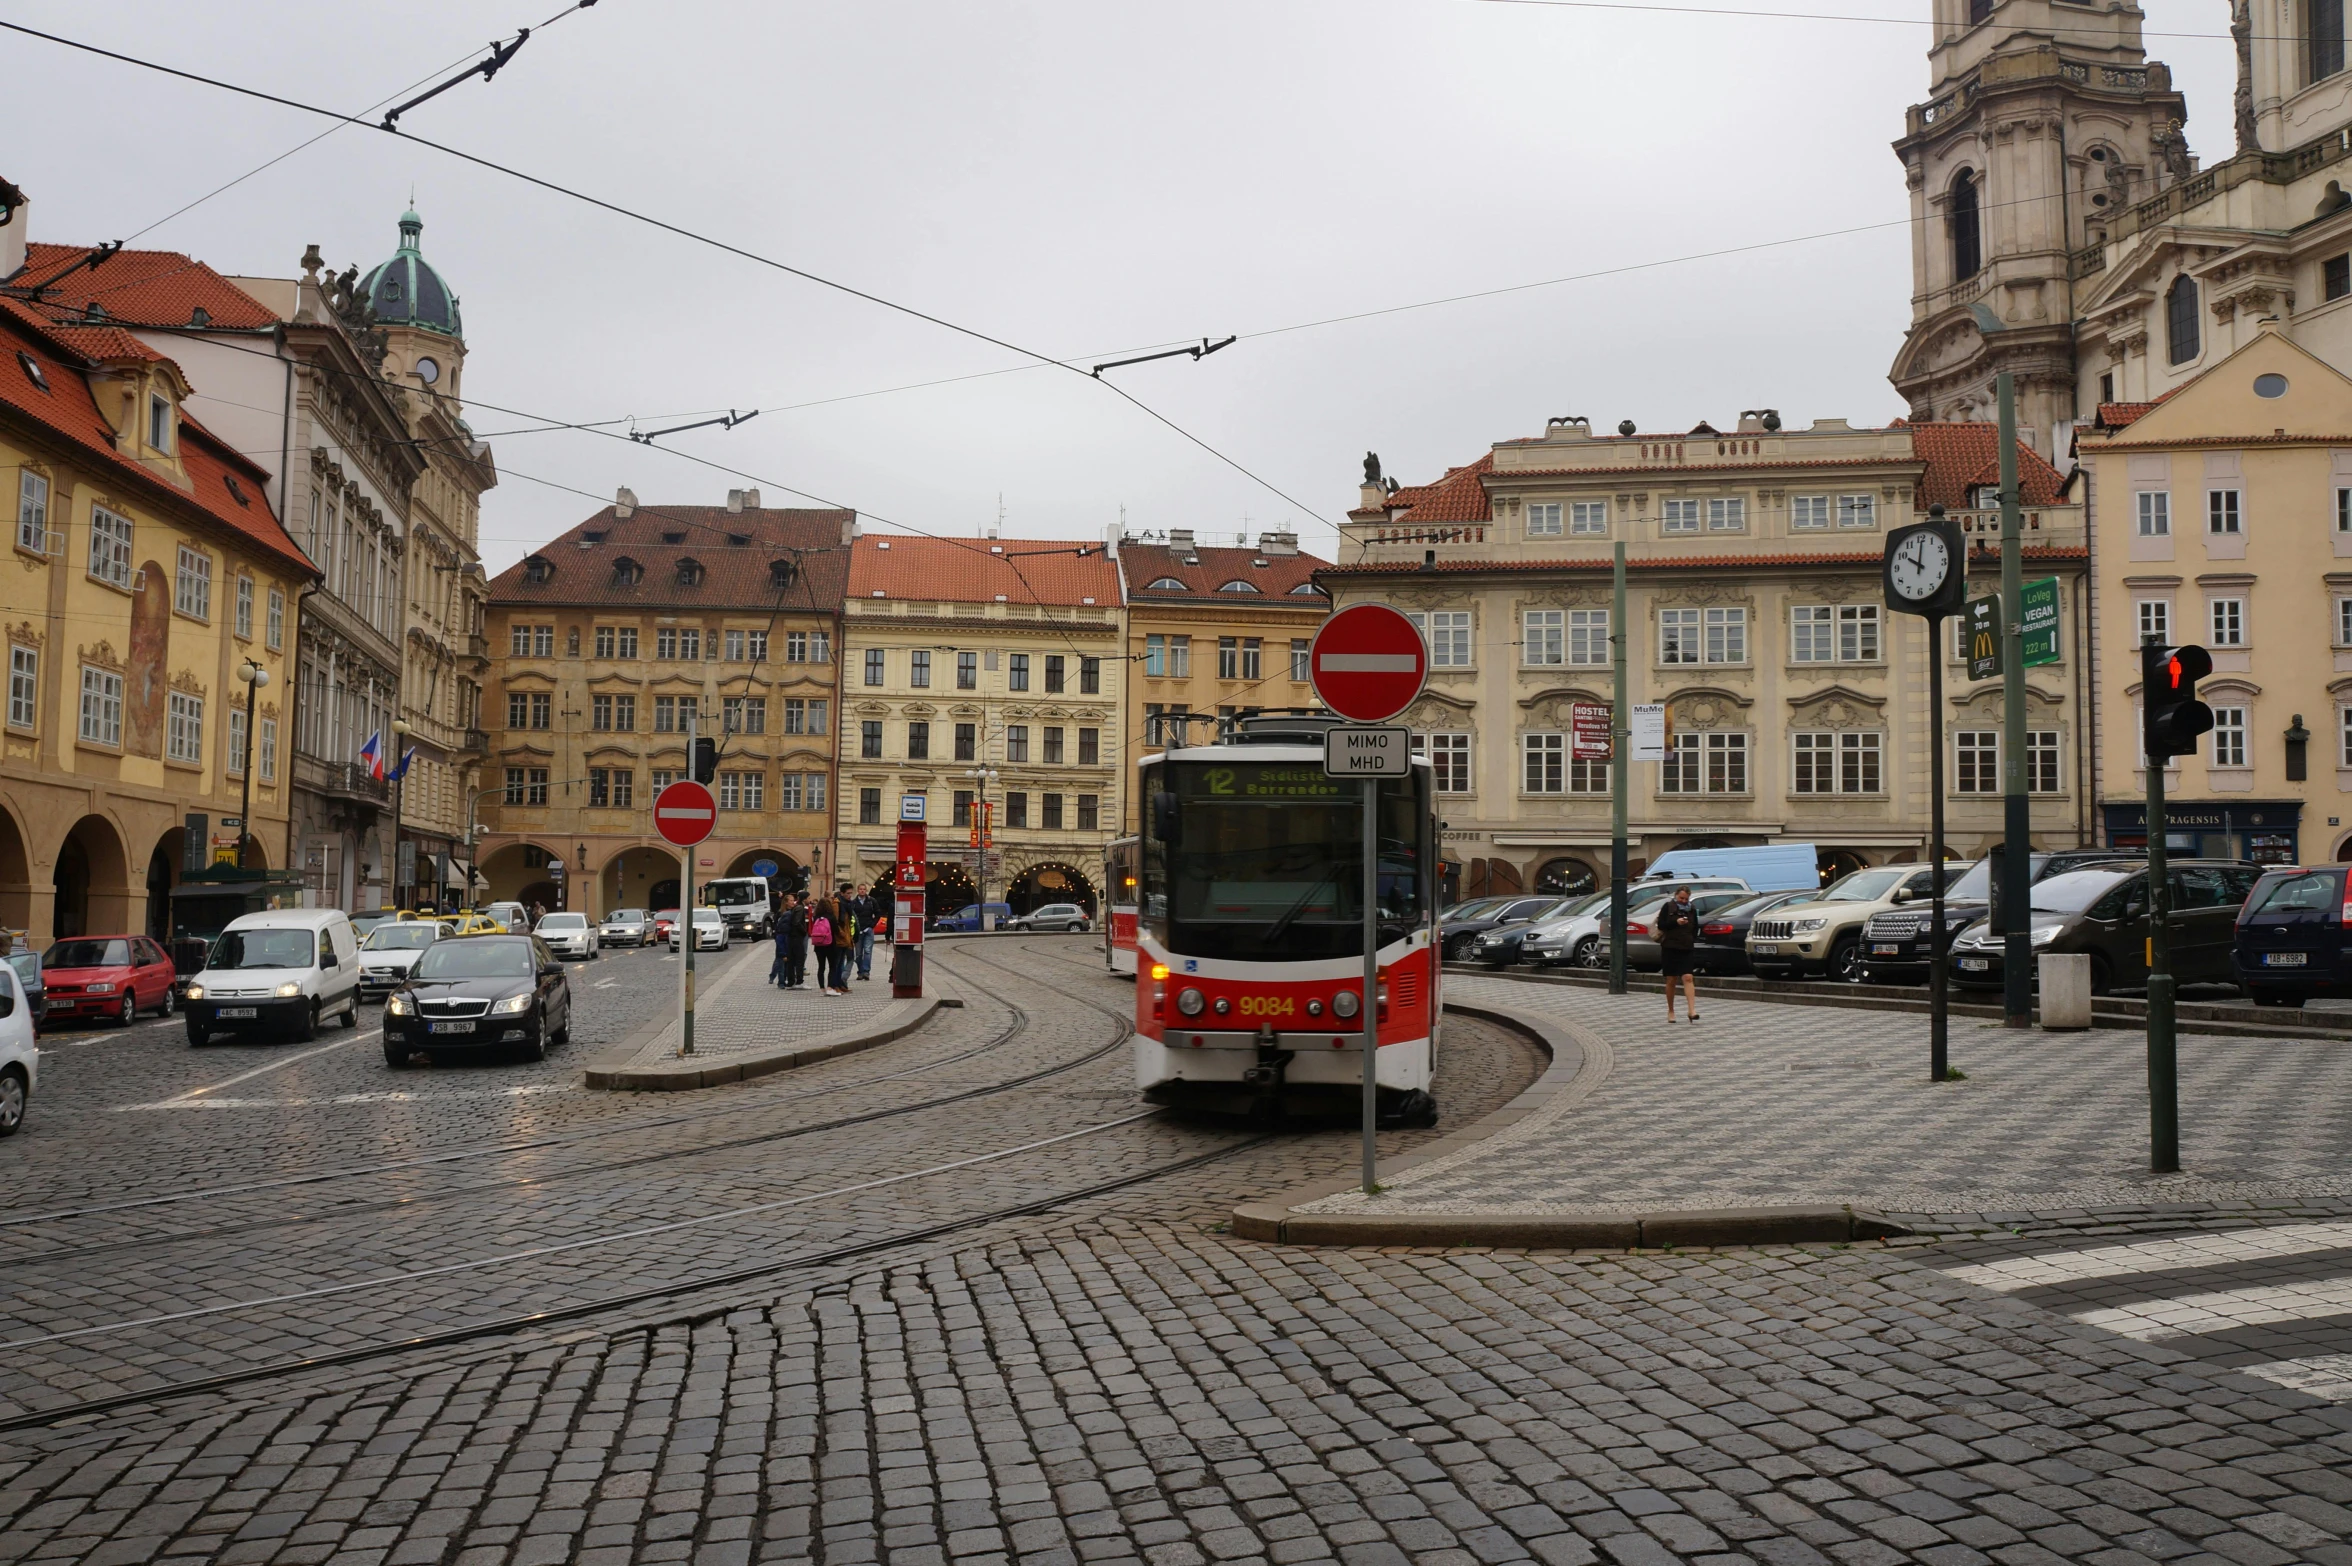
1323, 725, 1412, 777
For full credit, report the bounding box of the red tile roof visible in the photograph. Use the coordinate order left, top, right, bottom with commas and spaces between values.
15, 243, 280, 330
847, 534, 1123, 606
1373, 454, 1494, 524
0, 301, 312, 579
487, 506, 853, 612
1118, 541, 1329, 603
36, 323, 166, 364
2096, 401, 2158, 428
1908, 421, 2069, 508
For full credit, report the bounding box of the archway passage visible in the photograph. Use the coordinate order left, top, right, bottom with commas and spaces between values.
516, 879, 562, 917
726, 848, 800, 889
925, 861, 977, 919
0, 805, 29, 938
146, 831, 181, 942
55, 814, 132, 940
603, 844, 684, 914
1463, 858, 1523, 899
648, 879, 681, 914
1008, 861, 1096, 916
1532, 857, 1595, 897
1817, 848, 1871, 886
481, 841, 567, 907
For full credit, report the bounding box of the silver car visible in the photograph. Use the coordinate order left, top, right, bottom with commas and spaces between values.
599, 909, 651, 948
533, 912, 601, 961
358, 921, 442, 1000
1011, 902, 1090, 933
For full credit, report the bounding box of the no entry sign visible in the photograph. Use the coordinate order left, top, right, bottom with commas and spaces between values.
653, 779, 717, 847
1310, 603, 1428, 723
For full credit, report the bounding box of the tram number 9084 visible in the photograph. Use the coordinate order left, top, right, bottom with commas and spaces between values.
1236, 995, 1295, 1017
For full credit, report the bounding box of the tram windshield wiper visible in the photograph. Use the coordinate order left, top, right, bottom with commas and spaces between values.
1264, 870, 1342, 944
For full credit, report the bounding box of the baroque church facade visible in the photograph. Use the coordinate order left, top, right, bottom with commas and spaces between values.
1891, 0, 2352, 448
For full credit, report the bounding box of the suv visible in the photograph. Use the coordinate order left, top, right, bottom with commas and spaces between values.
1950, 860, 2259, 994
1857, 853, 2153, 984
1749, 864, 1942, 982
1010, 903, 1090, 933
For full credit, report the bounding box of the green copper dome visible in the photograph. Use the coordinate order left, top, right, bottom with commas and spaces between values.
359, 208, 462, 338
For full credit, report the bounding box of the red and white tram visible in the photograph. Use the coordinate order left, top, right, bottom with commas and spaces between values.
1131, 713, 1439, 1124
1103, 836, 1140, 976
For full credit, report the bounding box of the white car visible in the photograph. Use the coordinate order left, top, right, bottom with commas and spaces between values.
534, 912, 601, 961
599, 909, 652, 947
0, 959, 38, 1136
1011, 902, 1091, 934
670, 908, 727, 952
358, 920, 442, 999
1518, 877, 1753, 969
185, 909, 364, 1043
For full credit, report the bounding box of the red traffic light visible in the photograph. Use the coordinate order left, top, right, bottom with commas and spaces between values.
2165, 645, 2213, 690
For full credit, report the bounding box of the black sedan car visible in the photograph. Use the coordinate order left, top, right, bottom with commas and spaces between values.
1439, 894, 1573, 962
383, 934, 572, 1067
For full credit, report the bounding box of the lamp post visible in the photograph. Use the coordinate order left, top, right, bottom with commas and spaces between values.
390, 717, 411, 910
236, 659, 269, 870
965, 765, 999, 929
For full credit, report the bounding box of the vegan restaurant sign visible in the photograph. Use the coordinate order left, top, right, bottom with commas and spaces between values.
2019, 576, 2060, 667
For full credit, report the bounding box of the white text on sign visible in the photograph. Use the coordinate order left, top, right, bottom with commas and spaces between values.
1323, 726, 1412, 777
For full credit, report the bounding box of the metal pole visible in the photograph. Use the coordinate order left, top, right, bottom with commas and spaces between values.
1929, 615, 1950, 1080
681, 706, 697, 1058
238, 670, 259, 871
1609, 542, 1629, 995
1997, 374, 2032, 1026
1361, 775, 1379, 1194
2144, 635, 2178, 1171
394, 766, 405, 909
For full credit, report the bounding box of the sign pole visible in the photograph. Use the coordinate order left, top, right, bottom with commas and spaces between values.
1361, 775, 1379, 1195
1997, 372, 2032, 1027
1609, 542, 1629, 995
681, 708, 698, 1058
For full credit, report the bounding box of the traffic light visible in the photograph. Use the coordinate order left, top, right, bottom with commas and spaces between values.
2141, 643, 2214, 760
691, 736, 719, 784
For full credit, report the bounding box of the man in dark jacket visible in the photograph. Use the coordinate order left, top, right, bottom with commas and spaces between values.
778, 893, 810, 989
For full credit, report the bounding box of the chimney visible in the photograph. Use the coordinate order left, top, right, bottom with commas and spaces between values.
0, 177, 24, 282
1168, 528, 1195, 552
842, 512, 858, 546
1104, 522, 1121, 558
614, 486, 637, 519
742, 488, 760, 509
1259, 530, 1298, 556
726, 489, 746, 513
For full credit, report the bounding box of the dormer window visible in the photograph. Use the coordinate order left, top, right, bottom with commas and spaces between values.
522, 555, 555, 585
1146, 576, 1188, 590
580, 529, 607, 545
1288, 582, 1326, 596
16, 353, 47, 393
676, 557, 704, 586
1218, 579, 1262, 594
661, 530, 687, 544
769, 559, 797, 589
728, 533, 750, 547
612, 556, 643, 586
223, 473, 249, 506
147, 394, 173, 453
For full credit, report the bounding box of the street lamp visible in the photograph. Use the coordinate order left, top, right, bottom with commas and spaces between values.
390, 717, 412, 909
965, 765, 1000, 930
235, 659, 268, 870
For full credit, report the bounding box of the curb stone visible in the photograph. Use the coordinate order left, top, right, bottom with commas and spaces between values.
1230, 999, 1912, 1248
582, 997, 942, 1091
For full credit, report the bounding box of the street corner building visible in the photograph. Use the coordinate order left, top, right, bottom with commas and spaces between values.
836, 531, 1123, 920
1323, 416, 2088, 900
0, 197, 318, 945
476, 492, 852, 916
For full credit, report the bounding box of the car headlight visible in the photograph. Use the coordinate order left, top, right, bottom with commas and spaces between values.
494, 993, 534, 1015
2029, 925, 2061, 947
1176, 987, 1206, 1016
1789, 917, 1829, 934
86, 981, 115, 994
1331, 988, 1361, 1019
386, 994, 412, 1016
184, 983, 205, 1001
275, 981, 303, 997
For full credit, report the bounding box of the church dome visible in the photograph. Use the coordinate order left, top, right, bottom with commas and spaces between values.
359, 208, 462, 338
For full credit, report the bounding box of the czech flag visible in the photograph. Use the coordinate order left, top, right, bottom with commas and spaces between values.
358, 730, 383, 779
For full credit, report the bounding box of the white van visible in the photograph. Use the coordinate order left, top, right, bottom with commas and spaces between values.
185, 908, 363, 1045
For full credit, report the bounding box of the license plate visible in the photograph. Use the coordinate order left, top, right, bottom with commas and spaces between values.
429, 1020, 476, 1034
1959, 957, 1990, 972
1752, 943, 1780, 956
1872, 943, 1902, 956
218, 1006, 258, 1018
2264, 952, 2309, 967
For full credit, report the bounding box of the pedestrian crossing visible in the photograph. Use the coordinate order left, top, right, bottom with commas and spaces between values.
1939, 1222, 2352, 1403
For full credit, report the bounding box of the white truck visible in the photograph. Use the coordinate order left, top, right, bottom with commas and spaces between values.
702, 876, 775, 941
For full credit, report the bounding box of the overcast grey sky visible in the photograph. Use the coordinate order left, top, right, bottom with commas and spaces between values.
7, 0, 2236, 570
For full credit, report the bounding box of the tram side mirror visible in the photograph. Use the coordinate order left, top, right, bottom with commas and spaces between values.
1151, 791, 1180, 848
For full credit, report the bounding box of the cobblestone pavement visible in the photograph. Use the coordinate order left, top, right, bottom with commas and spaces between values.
7, 944, 2352, 1566
601, 937, 912, 1066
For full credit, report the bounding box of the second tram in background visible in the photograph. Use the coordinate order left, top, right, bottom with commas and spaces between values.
1103, 836, 1139, 975
1128, 712, 1439, 1125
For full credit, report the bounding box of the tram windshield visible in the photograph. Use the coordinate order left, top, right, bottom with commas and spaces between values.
1142, 759, 1427, 959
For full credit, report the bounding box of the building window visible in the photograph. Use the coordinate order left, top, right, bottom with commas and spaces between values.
1662, 499, 1701, 534
1661, 608, 1701, 665
1408, 611, 1471, 667
1009, 653, 1030, 691
6, 646, 33, 729
1838, 494, 1877, 530
1290, 639, 1309, 682
148, 394, 173, 451
907, 720, 930, 760
2167, 274, 2201, 363
955, 722, 976, 761
1077, 794, 1099, 831
259, 716, 277, 781
653, 695, 680, 733
910, 649, 931, 688
2210, 597, 2245, 646
1217, 637, 1238, 679
1793, 732, 1835, 794
1412, 732, 1472, 793
596, 626, 616, 657
1145, 634, 1166, 677
725, 696, 767, 734
861, 720, 883, 760
2344, 708, 2352, 768
1707, 497, 1746, 531
1241, 638, 1261, 680
957, 652, 977, 690
79, 666, 123, 746
1790, 495, 1829, 530
860, 787, 882, 826
650, 769, 678, 792
1079, 727, 1099, 765
953, 789, 973, 827
16, 470, 48, 553
267, 587, 285, 650
1841, 604, 1881, 661
2316, 0, 2344, 85
776, 774, 804, 812
1794, 732, 1881, 794
1144, 703, 1164, 744
1661, 606, 1745, 664
1044, 726, 1065, 764
2340, 597, 2352, 646
724, 629, 747, 661
2330, 254, 2352, 301
1523, 609, 1564, 666
1523, 732, 1565, 793
1006, 792, 1029, 830
1791, 606, 1833, 663
1527, 502, 1563, 537
592, 625, 641, 659
165, 691, 202, 764
2136, 492, 2170, 537
229, 576, 253, 639
1658, 731, 1747, 794
89, 504, 133, 588
1080, 657, 1101, 694
2027, 730, 2062, 793
2137, 600, 2170, 642
1042, 794, 1064, 829
589, 768, 612, 807
592, 693, 638, 731
864, 647, 886, 686
1955, 731, 1998, 793
508, 691, 552, 730
718, 771, 765, 810
1007, 725, 1029, 763
504, 766, 549, 806
1045, 655, 1065, 693
2211, 706, 2248, 767
1570, 500, 1608, 536
2208, 490, 2241, 534
1950, 168, 1981, 280
1841, 731, 1882, 794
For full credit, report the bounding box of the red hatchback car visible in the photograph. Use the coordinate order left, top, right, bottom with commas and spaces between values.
42, 935, 179, 1026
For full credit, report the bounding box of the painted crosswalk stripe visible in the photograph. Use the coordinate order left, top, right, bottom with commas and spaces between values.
1944, 1223, 2352, 1292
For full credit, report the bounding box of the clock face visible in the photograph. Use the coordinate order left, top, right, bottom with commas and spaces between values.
1889, 530, 1951, 601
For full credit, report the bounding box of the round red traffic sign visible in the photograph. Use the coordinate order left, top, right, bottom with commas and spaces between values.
1310, 602, 1429, 723
653, 779, 717, 847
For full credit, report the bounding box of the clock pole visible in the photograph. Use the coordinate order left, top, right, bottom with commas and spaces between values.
1885, 504, 1965, 1082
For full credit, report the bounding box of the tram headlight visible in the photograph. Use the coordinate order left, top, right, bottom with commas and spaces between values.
1176, 987, 1206, 1017
1306, 999, 1323, 1017
1331, 988, 1360, 1019
1212, 997, 1231, 1015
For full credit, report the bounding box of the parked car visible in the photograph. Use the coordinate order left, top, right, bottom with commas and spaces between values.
358, 920, 442, 1000
652, 909, 680, 944
483, 901, 533, 934
1008, 902, 1091, 933
2235, 865, 2352, 1005
1857, 854, 2151, 984
1748, 864, 1945, 983
40, 935, 180, 1026
1688, 891, 1817, 976
185, 909, 363, 1044
534, 911, 601, 961
670, 907, 728, 952
7, 948, 45, 1032
1948, 860, 2260, 995
1520, 880, 1752, 970
1611, 888, 1762, 971
599, 909, 652, 947
0, 959, 38, 1135
1441, 895, 1568, 962
383, 934, 572, 1066
933, 902, 1015, 933
1461, 896, 1589, 968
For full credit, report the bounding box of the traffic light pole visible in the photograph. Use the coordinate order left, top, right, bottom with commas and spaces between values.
1929, 615, 1950, 1081
1996, 373, 2033, 1028
1609, 542, 1628, 996
2144, 636, 2179, 1172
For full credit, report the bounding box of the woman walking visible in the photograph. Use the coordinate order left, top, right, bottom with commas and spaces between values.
1655, 884, 1701, 1023
829, 893, 856, 994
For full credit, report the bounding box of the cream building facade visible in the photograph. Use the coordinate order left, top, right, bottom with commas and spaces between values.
1328, 414, 2093, 899
2079, 327, 2352, 862
836, 535, 1124, 916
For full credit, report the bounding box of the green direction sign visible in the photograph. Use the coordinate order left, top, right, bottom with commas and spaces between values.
1963, 597, 2001, 681
2020, 576, 2061, 667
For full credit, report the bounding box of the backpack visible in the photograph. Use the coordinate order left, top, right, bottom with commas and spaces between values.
810, 915, 832, 946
